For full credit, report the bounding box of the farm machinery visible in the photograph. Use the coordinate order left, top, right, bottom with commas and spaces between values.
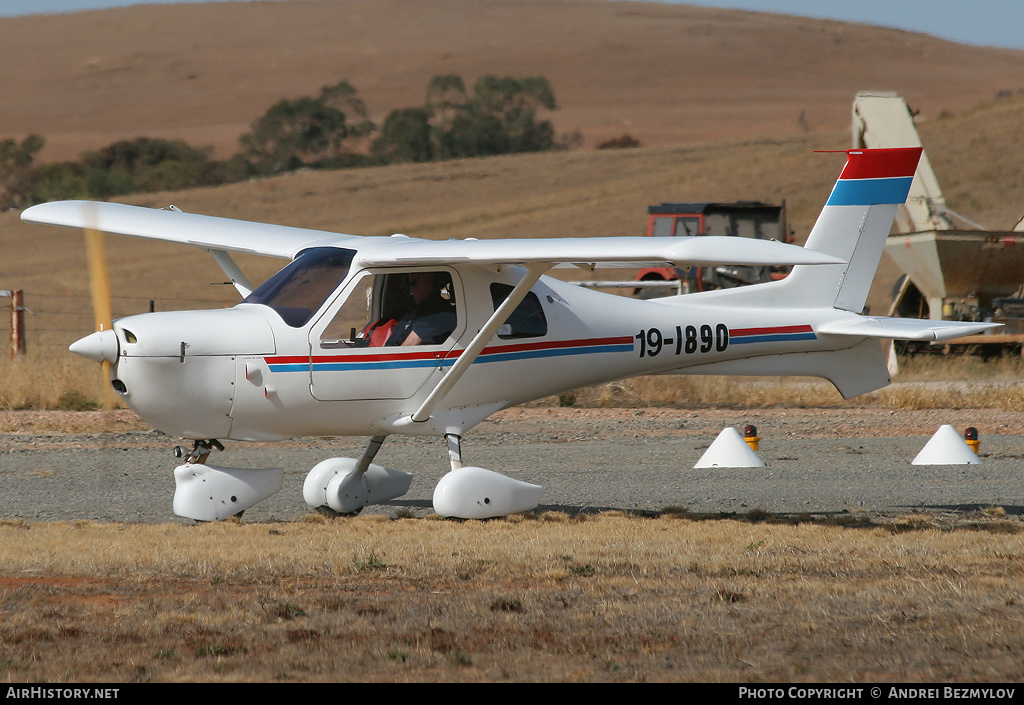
854, 91, 1024, 355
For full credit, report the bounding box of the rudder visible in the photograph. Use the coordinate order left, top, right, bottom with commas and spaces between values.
777, 147, 922, 311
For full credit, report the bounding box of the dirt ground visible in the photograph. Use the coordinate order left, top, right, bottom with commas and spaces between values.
3, 404, 1024, 440
3, 403, 1023, 525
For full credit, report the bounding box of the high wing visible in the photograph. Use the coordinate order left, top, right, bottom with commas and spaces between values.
20, 200, 353, 260
355, 234, 844, 269
22, 199, 845, 270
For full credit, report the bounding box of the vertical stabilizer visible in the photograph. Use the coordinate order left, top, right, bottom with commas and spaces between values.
779, 147, 921, 313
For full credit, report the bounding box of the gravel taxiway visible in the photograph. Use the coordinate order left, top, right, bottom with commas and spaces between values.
1, 407, 1022, 524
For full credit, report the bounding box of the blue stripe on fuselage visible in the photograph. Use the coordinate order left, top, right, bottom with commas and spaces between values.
729, 332, 817, 345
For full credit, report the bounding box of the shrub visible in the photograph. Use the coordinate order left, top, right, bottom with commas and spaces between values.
596, 134, 641, 149
56, 390, 99, 411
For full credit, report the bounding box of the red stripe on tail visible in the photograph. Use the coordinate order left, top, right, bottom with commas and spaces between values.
839, 147, 922, 180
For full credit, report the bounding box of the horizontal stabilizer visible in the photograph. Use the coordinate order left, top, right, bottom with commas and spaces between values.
818, 316, 1002, 342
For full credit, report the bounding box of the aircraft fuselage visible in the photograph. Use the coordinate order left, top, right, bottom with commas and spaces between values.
102, 257, 857, 442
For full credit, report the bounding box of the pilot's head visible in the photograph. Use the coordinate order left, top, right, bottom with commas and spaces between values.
407, 272, 433, 303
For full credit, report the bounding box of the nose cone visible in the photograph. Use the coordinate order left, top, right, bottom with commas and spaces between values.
69, 329, 119, 363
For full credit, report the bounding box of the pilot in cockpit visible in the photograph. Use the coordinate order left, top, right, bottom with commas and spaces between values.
363, 272, 457, 347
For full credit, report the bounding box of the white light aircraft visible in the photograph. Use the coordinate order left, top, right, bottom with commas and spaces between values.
21, 147, 999, 520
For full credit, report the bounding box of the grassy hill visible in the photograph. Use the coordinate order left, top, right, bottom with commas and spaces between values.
1, 0, 1023, 161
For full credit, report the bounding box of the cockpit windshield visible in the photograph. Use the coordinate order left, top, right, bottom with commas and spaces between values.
242, 247, 356, 327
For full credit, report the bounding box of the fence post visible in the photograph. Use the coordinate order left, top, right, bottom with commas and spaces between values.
7, 290, 25, 358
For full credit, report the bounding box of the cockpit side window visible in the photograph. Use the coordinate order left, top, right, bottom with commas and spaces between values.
490, 283, 547, 339
319, 270, 459, 349
243, 247, 356, 327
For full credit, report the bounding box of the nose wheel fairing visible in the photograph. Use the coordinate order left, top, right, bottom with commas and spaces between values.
173, 463, 284, 522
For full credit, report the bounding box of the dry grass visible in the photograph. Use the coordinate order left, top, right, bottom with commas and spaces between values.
1, 513, 1022, 682
870, 383, 1024, 412
524, 351, 1024, 411
546, 375, 847, 409
894, 354, 1024, 380
0, 348, 108, 411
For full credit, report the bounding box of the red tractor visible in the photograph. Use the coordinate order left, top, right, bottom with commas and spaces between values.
635, 201, 793, 297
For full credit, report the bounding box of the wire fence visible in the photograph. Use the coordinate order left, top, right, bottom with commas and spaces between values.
2, 290, 241, 356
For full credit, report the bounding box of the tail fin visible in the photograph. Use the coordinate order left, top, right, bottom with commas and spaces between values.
773, 147, 922, 310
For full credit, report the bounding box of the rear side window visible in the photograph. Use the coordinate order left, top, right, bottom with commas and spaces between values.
490, 283, 547, 339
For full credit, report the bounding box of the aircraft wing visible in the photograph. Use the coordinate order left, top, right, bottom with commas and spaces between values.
356, 235, 846, 269
21, 200, 352, 260
23, 200, 844, 269
818, 316, 1002, 341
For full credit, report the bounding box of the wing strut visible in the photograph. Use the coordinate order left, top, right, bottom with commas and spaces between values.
207, 249, 255, 297
410, 264, 552, 423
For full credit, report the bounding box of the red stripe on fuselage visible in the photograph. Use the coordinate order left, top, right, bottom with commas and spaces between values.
731, 325, 813, 337
266, 336, 636, 366
479, 336, 633, 357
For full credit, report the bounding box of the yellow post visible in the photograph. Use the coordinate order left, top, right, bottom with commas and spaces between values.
743, 424, 760, 452
84, 228, 114, 410
964, 427, 980, 456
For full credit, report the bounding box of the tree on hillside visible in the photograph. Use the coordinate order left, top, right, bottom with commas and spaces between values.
2, 134, 223, 205
319, 80, 376, 137
0, 134, 45, 207
425, 74, 469, 158
373, 74, 563, 165
28, 162, 92, 203
80, 137, 217, 195
239, 80, 375, 175
434, 75, 559, 159
2, 74, 568, 205
370, 107, 433, 164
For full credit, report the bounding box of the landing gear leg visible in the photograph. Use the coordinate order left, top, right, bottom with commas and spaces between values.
358, 435, 387, 473
445, 433, 464, 471
174, 439, 224, 464
315, 435, 389, 516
